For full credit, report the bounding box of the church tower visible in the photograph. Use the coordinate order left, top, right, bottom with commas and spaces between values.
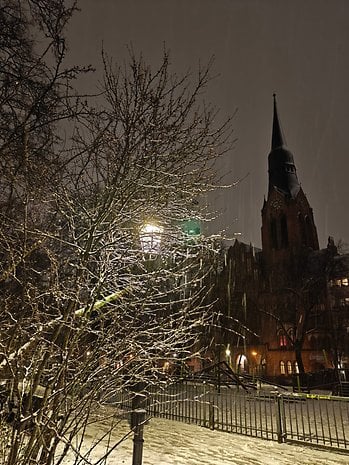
261, 95, 319, 284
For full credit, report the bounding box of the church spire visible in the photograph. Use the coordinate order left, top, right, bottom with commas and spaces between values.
268, 95, 300, 198
272, 93, 286, 149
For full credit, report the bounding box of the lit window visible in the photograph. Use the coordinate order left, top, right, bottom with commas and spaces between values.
279, 334, 287, 347
280, 361, 286, 375
294, 362, 299, 374
342, 278, 349, 286
287, 361, 293, 374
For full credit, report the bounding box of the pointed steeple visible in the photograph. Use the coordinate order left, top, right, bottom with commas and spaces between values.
268, 95, 300, 198
272, 93, 286, 149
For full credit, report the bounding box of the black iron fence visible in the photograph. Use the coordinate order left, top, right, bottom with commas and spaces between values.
116, 381, 349, 452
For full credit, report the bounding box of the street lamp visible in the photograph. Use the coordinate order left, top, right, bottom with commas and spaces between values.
139, 223, 163, 255
131, 223, 163, 465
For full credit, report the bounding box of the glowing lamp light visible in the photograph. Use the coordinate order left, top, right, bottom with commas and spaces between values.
140, 223, 163, 254
225, 348, 231, 357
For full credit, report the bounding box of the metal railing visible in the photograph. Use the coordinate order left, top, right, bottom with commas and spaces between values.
115, 381, 349, 452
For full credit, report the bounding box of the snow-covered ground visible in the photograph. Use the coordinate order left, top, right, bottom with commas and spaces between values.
63, 415, 349, 465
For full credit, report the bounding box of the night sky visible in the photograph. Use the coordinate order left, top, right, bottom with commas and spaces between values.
67, 0, 349, 249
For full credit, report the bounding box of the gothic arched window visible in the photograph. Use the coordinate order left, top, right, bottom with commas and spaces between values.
280, 361, 286, 374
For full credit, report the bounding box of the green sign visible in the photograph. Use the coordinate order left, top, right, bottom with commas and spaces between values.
182, 219, 201, 236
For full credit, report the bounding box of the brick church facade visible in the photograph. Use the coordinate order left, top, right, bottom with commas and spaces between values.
211, 96, 349, 386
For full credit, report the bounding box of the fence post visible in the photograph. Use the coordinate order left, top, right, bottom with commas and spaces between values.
275, 394, 285, 443
209, 401, 215, 430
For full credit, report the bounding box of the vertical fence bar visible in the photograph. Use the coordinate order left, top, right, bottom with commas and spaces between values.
209, 388, 215, 430
247, 392, 251, 435
257, 392, 262, 438
263, 390, 273, 439
338, 398, 347, 448
319, 396, 326, 445
305, 394, 312, 442
253, 392, 257, 437
312, 396, 319, 445
300, 398, 306, 441
331, 398, 340, 447
325, 399, 333, 446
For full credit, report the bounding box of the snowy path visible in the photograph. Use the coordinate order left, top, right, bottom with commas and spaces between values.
63, 417, 349, 465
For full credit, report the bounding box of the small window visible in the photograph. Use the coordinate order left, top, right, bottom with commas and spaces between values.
279, 334, 287, 348
287, 361, 293, 375
342, 278, 349, 286
280, 361, 286, 375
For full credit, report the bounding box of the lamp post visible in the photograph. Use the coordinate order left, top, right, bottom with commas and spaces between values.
130, 382, 147, 465
130, 222, 163, 465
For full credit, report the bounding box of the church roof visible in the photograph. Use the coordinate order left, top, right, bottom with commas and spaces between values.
268, 95, 300, 199
272, 94, 286, 150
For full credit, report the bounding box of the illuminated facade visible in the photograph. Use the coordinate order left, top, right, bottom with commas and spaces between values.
215, 96, 349, 386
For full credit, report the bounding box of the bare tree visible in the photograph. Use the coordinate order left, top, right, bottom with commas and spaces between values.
0, 3, 233, 463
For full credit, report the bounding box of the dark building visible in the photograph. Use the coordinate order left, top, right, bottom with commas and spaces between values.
213, 96, 349, 388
